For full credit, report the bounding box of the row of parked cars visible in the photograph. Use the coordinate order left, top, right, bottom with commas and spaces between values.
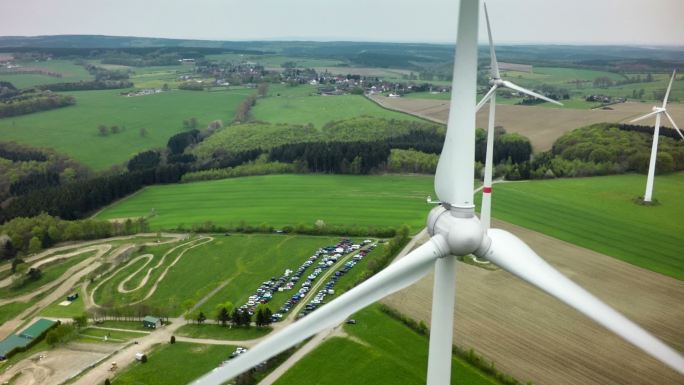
236, 239, 369, 320
299, 243, 377, 318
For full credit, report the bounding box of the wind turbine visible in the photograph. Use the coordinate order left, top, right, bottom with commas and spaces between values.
629, 70, 683, 203
192, 1, 684, 384
476, 1, 562, 230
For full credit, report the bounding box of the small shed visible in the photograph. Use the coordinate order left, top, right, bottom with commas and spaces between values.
142, 316, 161, 329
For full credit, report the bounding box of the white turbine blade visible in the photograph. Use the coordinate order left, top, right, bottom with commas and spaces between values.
664, 110, 684, 140
501, 80, 563, 106
191, 235, 449, 385
434, 0, 479, 206
629, 110, 660, 124
476, 85, 498, 112
483, 2, 500, 79
479, 229, 684, 375
662, 69, 676, 108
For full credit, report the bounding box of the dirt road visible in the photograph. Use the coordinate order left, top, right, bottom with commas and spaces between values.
384, 219, 684, 385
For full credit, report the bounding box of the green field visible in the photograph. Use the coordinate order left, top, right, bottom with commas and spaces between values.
76, 327, 145, 343
40, 295, 85, 318
0, 88, 250, 170
407, 67, 683, 108
481, 173, 684, 280
175, 324, 271, 340
274, 305, 499, 385
0, 60, 93, 89
95, 174, 434, 232
112, 342, 235, 385
97, 172, 684, 279
252, 84, 420, 127
205, 53, 346, 68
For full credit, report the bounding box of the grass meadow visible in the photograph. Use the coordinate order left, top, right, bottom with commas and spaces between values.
273, 305, 499, 385
252, 84, 421, 127
405, 66, 684, 108
0, 89, 250, 170
98, 172, 684, 279
481, 172, 684, 280
95, 174, 434, 232
0, 60, 93, 89
112, 342, 235, 385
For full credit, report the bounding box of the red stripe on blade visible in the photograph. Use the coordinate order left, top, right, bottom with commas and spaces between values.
483, 187, 492, 193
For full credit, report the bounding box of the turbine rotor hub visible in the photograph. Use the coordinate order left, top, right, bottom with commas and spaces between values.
427, 205, 490, 257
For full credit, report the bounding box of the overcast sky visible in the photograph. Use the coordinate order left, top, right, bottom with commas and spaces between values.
1, 0, 682, 46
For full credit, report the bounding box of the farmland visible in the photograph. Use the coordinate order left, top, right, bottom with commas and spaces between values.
385, 217, 684, 385
0, 59, 93, 88
95, 174, 435, 232
251, 84, 421, 127
273, 305, 499, 385
0, 88, 250, 170
480, 173, 684, 280
371, 94, 684, 151
95, 172, 684, 281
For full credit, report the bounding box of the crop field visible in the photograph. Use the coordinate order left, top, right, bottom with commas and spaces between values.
273, 305, 498, 385
385, 216, 684, 385
0, 59, 93, 88
112, 342, 235, 385
0, 88, 251, 170
95, 174, 434, 232
371, 94, 684, 151
252, 84, 421, 127
479, 173, 684, 280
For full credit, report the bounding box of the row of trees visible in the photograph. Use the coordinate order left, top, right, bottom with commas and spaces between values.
268, 140, 391, 174
0, 213, 142, 258
0, 93, 75, 118
36, 80, 133, 92
234, 94, 257, 122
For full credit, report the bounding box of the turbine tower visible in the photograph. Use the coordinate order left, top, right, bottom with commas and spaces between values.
191, 2, 684, 384
629, 70, 683, 202
476, 1, 562, 230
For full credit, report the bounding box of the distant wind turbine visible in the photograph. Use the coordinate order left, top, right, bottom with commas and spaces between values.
191, 2, 684, 384
476, 1, 563, 230
629, 70, 683, 203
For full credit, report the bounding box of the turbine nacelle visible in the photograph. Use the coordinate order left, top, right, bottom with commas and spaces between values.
427, 205, 490, 257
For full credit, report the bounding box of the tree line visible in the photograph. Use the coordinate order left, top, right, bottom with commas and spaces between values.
36, 80, 133, 92
0, 164, 188, 223
0, 93, 75, 118
0, 213, 142, 259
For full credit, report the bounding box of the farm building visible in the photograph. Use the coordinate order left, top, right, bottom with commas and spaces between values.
0, 335, 28, 360
0, 319, 58, 360
143, 316, 161, 329
19, 318, 57, 340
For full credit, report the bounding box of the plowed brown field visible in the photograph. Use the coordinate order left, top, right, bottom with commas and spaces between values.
370, 95, 684, 152
383, 220, 684, 385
